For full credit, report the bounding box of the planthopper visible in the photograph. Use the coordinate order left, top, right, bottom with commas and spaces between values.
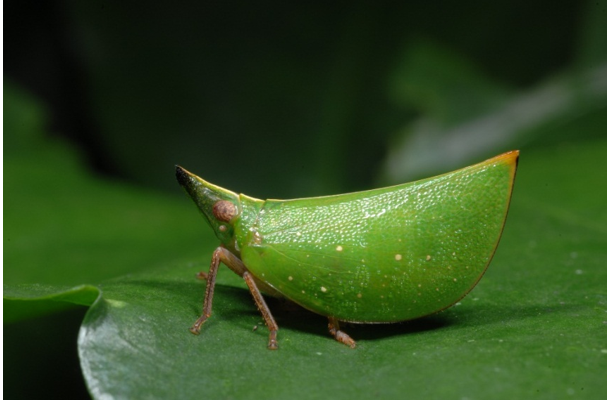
176, 150, 519, 349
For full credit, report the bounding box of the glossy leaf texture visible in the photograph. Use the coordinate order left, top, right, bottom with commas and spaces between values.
6, 141, 604, 399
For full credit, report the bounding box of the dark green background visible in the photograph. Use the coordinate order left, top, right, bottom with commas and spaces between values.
4, 0, 606, 399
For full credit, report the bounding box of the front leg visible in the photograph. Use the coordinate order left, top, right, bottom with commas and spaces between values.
190, 246, 279, 350
190, 246, 247, 335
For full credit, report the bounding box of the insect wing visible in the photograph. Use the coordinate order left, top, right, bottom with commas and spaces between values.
240, 152, 518, 323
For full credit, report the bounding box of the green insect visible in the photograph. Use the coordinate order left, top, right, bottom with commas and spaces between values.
176, 150, 519, 349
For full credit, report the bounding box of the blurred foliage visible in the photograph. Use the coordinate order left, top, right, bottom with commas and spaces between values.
3, 81, 214, 293
383, 40, 605, 182
3, 0, 606, 399
5, 1, 605, 195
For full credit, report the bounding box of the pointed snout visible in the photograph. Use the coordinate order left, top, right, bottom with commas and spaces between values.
175, 165, 194, 188
175, 165, 240, 211
175, 165, 208, 205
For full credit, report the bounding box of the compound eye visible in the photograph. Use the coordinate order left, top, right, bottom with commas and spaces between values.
212, 200, 237, 222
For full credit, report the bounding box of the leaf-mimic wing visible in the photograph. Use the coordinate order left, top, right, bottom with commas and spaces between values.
240, 152, 518, 322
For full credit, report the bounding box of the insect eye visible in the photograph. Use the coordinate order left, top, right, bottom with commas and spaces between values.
212, 200, 237, 222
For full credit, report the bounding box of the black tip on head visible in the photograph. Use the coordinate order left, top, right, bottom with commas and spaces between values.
175, 165, 190, 186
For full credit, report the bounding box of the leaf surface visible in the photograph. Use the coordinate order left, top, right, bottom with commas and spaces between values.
70, 141, 607, 399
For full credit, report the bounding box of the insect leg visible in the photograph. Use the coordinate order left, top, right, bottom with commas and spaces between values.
328, 317, 357, 348
243, 271, 279, 350
190, 246, 248, 335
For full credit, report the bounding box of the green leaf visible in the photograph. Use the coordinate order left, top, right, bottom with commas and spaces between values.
79, 140, 608, 399
8, 140, 604, 399
3, 284, 99, 322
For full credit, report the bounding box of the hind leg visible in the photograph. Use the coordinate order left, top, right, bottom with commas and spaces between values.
328, 317, 356, 348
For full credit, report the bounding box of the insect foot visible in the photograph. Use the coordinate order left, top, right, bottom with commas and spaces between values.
268, 330, 278, 350
328, 318, 357, 348
189, 313, 211, 335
